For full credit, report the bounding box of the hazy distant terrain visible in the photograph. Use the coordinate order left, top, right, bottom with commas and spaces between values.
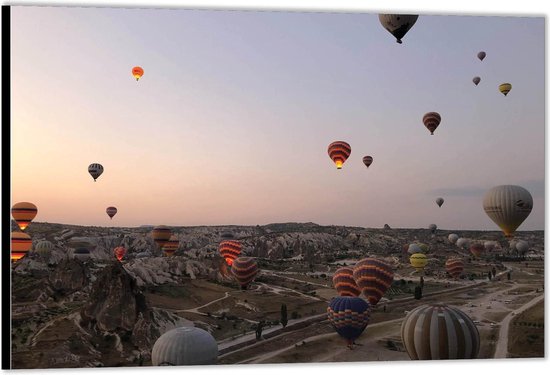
10, 221, 544, 368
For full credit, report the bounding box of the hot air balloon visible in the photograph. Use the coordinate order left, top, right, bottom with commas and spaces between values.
11, 202, 38, 231
163, 235, 180, 257
151, 225, 172, 250
73, 247, 91, 261
218, 240, 242, 266
499, 83, 512, 96
11, 232, 32, 261
407, 243, 422, 255
445, 258, 464, 279
327, 296, 371, 349
448, 233, 459, 244
483, 185, 533, 238
220, 231, 234, 239
428, 224, 437, 234
353, 258, 394, 306
34, 240, 54, 258
328, 141, 351, 169
332, 267, 361, 297
470, 243, 484, 258
152, 327, 218, 366
456, 237, 470, 250
378, 14, 419, 44
484, 241, 497, 252
423, 112, 441, 135
401, 304, 480, 360
132, 66, 144, 81
435, 197, 444, 207
516, 240, 529, 254
363, 156, 373, 168
106, 206, 117, 219
477, 51, 486, 61
409, 253, 428, 272
114, 246, 127, 261
473, 76, 481, 86
88, 163, 104, 182
418, 243, 429, 253
231, 257, 259, 290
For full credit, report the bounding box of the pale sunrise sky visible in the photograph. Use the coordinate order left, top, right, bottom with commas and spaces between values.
10, 5, 545, 230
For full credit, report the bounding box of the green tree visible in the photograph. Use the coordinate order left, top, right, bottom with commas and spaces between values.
281, 304, 288, 328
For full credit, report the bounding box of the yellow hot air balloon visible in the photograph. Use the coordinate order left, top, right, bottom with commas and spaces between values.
499, 83, 512, 96
483, 185, 533, 239
409, 253, 427, 271
11, 202, 38, 231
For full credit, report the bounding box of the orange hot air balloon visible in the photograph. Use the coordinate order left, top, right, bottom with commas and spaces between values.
11, 231, 32, 262
231, 257, 259, 289
423, 112, 441, 135
219, 240, 242, 266
353, 258, 394, 306
445, 258, 464, 279
151, 225, 172, 249
333, 267, 361, 297
11, 202, 38, 231
363, 156, 373, 168
328, 141, 351, 169
163, 235, 180, 257
106, 206, 117, 219
132, 66, 144, 81
114, 246, 127, 261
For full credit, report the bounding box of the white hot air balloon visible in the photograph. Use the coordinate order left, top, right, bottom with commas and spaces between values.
483, 185, 533, 238
456, 238, 470, 250
407, 244, 422, 255
484, 241, 497, 252
152, 327, 218, 366
378, 14, 419, 44
448, 234, 459, 244
516, 240, 529, 254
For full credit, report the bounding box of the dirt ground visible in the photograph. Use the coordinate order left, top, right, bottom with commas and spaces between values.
507, 300, 544, 358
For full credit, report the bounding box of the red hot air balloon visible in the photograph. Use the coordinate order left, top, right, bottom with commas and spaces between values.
422, 112, 441, 135
106, 206, 117, 219
132, 66, 144, 81
114, 246, 127, 261
470, 243, 484, 258
333, 267, 361, 297
445, 258, 464, 279
11, 232, 32, 262
362, 156, 373, 168
11, 202, 38, 231
219, 240, 242, 266
231, 257, 259, 289
327, 141, 351, 169
352, 258, 394, 306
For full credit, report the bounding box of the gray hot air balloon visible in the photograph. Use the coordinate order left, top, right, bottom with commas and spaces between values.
428, 224, 437, 233
34, 240, 53, 258
515, 240, 529, 254
88, 163, 104, 182
473, 76, 481, 86
477, 51, 486, 61
152, 327, 218, 366
73, 247, 91, 261
483, 185, 533, 239
435, 197, 444, 207
456, 237, 470, 250
484, 241, 497, 252
407, 243, 422, 255
448, 233, 459, 244
378, 14, 419, 44
401, 304, 480, 360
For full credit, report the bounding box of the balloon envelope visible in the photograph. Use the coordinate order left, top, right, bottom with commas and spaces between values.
11, 202, 38, 231
470, 243, 484, 258
363, 156, 373, 168
448, 234, 459, 244
132, 66, 144, 81
34, 240, 54, 257
231, 257, 259, 289
409, 253, 427, 271
327, 296, 370, 345
477, 51, 486, 61
328, 141, 351, 169
473, 76, 481, 86
483, 185, 532, 238
423, 112, 441, 135
106, 206, 117, 219
333, 267, 361, 297
435, 197, 444, 207
353, 258, 394, 306
163, 235, 180, 257
114, 246, 127, 261
11, 232, 32, 261
499, 83, 512, 96
219, 240, 242, 266
378, 14, 419, 43
151, 226, 172, 248
445, 258, 464, 278
151, 327, 218, 366
88, 163, 104, 181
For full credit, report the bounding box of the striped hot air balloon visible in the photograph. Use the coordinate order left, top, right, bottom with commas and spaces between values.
114, 246, 127, 261
219, 240, 242, 266
470, 243, 485, 258
231, 257, 259, 290
11, 232, 32, 262
422, 112, 441, 135
362, 156, 373, 168
445, 258, 464, 279
327, 296, 371, 348
73, 247, 91, 262
34, 240, 54, 258
152, 327, 218, 366
499, 83, 512, 96
163, 235, 180, 257
352, 258, 394, 306
88, 163, 104, 181
483, 185, 532, 239
327, 141, 351, 169
409, 253, 428, 272
132, 66, 144, 81
151, 225, 172, 249
11, 202, 38, 231
401, 304, 480, 360
332, 267, 361, 297
106, 206, 117, 219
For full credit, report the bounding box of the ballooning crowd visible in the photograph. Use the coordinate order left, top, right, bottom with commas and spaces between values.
10, 13, 536, 366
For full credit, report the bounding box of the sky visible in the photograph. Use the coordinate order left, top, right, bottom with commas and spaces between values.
9, 4, 546, 230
